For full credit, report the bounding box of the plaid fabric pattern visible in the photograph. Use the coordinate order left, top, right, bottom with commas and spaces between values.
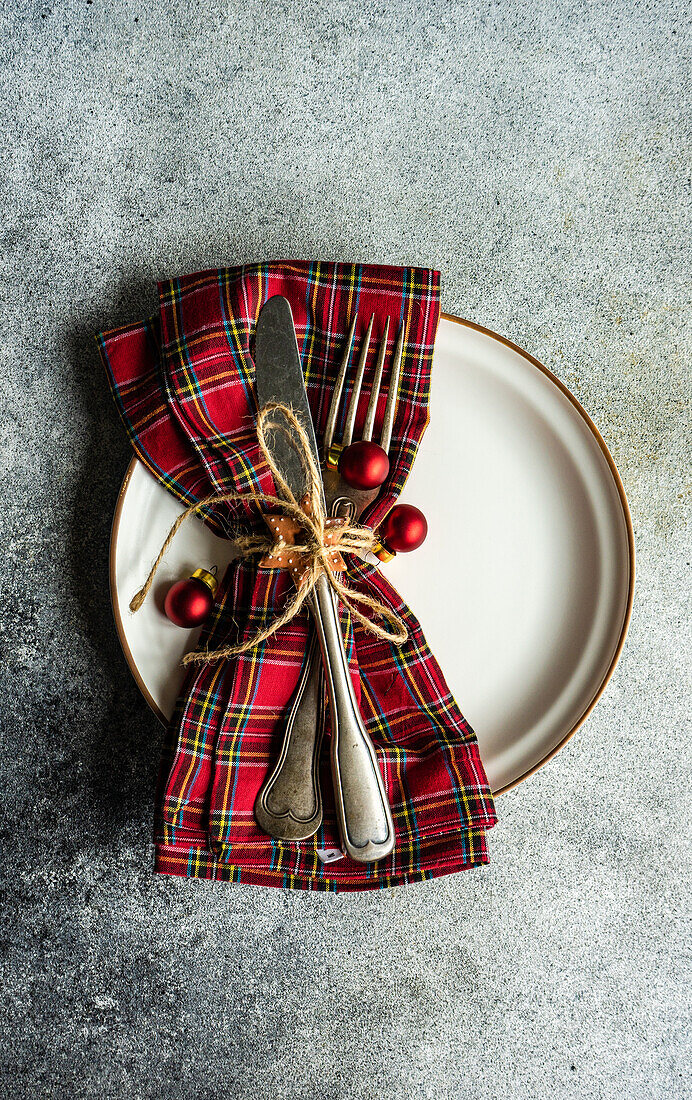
98, 262, 497, 891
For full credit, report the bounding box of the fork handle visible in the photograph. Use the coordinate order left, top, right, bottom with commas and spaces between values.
308, 573, 395, 863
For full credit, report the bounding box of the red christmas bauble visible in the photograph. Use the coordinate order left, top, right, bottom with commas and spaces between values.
339, 440, 390, 491
380, 504, 428, 553
164, 569, 217, 628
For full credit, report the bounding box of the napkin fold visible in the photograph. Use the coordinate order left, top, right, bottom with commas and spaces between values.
98, 261, 497, 891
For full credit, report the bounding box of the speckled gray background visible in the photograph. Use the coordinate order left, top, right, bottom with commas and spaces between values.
0, 1, 689, 1097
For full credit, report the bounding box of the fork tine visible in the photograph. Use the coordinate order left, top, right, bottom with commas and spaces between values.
378, 322, 404, 454
361, 317, 390, 442
341, 313, 374, 447
323, 313, 357, 458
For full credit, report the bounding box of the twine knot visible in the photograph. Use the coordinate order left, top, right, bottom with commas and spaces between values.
129, 403, 408, 664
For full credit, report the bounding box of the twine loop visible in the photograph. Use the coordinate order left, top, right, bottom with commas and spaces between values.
129, 403, 408, 664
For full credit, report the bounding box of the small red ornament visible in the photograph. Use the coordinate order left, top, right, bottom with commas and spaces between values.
378, 504, 428, 558
164, 568, 218, 628
339, 440, 390, 491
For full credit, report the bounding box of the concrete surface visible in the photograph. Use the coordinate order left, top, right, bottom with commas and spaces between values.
0, 1, 689, 1098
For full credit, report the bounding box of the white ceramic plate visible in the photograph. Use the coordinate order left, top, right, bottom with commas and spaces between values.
110, 315, 634, 794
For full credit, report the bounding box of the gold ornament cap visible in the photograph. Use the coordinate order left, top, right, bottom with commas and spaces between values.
191, 567, 218, 597
327, 442, 344, 469
372, 540, 395, 564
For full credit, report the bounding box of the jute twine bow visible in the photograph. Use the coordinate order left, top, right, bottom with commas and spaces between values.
129, 403, 408, 665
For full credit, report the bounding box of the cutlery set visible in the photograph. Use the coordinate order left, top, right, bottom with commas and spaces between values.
253, 295, 407, 863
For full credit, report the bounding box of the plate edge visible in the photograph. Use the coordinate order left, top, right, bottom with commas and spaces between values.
439, 313, 636, 795
109, 461, 170, 726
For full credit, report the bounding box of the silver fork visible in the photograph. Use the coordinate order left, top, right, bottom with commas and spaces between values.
254, 315, 403, 859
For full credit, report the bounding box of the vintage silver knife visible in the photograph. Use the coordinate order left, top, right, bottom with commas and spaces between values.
253, 295, 395, 864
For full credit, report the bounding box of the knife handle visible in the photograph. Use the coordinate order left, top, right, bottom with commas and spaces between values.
254, 633, 324, 841
308, 573, 395, 864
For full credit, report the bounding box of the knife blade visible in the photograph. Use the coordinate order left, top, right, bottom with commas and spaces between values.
253, 295, 395, 864
254, 296, 321, 505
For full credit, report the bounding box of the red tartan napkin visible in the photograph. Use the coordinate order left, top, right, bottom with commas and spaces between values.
98, 262, 497, 891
